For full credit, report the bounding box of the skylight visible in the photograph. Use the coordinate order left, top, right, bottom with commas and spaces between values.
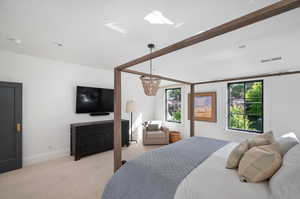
144, 11, 174, 25
105, 22, 128, 34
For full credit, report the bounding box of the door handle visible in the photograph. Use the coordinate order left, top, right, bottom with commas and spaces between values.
16, 123, 21, 133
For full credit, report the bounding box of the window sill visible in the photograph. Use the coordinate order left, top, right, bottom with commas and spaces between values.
225, 128, 263, 135
166, 120, 182, 124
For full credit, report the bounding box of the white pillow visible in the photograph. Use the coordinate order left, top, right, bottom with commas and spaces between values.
276, 133, 299, 156
149, 120, 163, 129
269, 144, 300, 199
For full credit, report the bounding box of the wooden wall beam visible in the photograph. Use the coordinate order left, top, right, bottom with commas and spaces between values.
190, 84, 195, 137
193, 70, 300, 85
122, 69, 192, 85
159, 83, 187, 89
114, 69, 122, 172
116, 0, 300, 71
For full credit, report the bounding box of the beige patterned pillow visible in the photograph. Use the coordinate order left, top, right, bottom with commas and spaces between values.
248, 131, 275, 148
226, 140, 249, 169
238, 142, 282, 183
147, 124, 160, 131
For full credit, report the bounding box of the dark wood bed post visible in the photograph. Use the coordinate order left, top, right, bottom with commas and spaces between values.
190, 84, 195, 137
114, 68, 122, 172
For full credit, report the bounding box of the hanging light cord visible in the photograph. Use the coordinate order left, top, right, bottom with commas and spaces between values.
149, 46, 153, 80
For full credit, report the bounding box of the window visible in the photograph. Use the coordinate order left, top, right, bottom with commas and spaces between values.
228, 80, 263, 133
165, 88, 181, 123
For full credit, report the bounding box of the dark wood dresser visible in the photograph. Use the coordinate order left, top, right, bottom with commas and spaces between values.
70, 120, 129, 160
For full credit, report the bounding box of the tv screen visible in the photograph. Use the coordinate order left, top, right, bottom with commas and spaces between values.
76, 86, 114, 113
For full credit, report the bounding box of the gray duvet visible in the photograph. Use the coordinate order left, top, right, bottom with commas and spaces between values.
102, 137, 228, 199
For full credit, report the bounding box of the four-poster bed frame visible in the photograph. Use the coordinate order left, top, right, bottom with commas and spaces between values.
113, 0, 300, 171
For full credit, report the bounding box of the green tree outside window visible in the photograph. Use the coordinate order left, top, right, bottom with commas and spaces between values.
165, 88, 181, 123
228, 81, 263, 133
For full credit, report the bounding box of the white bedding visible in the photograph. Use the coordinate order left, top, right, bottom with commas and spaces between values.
175, 143, 271, 199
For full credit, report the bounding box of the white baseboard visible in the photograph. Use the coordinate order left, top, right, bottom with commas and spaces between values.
23, 148, 70, 166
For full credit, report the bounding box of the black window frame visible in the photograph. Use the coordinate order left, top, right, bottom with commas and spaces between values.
227, 80, 264, 133
165, 88, 182, 123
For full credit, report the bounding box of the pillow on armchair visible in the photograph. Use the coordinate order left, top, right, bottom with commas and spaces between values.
147, 124, 160, 131
144, 120, 164, 130
143, 120, 169, 145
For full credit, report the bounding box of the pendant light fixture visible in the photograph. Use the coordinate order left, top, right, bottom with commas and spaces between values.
140, 44, 161, 96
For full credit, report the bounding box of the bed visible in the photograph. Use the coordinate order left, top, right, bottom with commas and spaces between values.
102, 137, 271, 199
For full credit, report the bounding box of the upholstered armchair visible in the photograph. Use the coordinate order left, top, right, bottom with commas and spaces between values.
143, 121, 170, 145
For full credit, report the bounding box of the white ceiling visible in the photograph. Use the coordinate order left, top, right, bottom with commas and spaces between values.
0, 0, 299, 83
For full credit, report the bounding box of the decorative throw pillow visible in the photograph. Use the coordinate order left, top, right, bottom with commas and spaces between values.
238, 142, 282, 183
248, 131, 275, 148
147, 124, 160, 131
276, 133, 299, 156
269, 144, 300, 199
226, 140, 249, 169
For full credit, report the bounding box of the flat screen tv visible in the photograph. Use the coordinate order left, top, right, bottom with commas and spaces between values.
76, 86, 114, 113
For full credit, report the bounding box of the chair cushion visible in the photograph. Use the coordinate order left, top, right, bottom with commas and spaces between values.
146, 131, 166, 139
238, 142, 282, 183
226, 140, 249, 169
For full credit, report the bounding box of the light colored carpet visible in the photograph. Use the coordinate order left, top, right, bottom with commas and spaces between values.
0, 143, 160, 199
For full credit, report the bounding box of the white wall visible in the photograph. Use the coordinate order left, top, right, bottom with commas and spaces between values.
0, 50, 155, 165
155, 75, 300, 142
122, 73, 156, 141
2, 48, 298, 165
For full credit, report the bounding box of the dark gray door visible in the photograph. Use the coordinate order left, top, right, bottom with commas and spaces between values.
0, 82, 22, 173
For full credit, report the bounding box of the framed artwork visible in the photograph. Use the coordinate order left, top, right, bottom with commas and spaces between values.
188, 92, 217, 122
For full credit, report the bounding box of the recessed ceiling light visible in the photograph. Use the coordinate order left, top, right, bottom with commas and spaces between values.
105, 22, 128, 34
8, 38, 21, 44
52, 41, 64, 47
144, 11, 174, 25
